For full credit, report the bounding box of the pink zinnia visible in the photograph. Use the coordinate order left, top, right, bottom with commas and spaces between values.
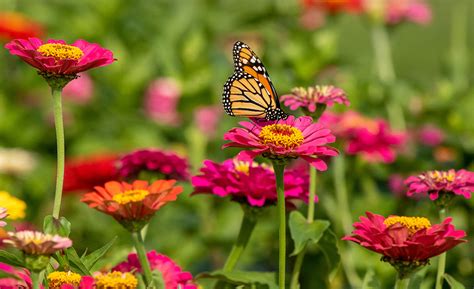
144, 78, 181, 126
405, 169, 474, 201
386, 0, 432, 25
223, 116, 338, 170
320, 111, 406, 163
113, 250, 198, 289
192, 158, 312, 207
194, 105, 222, 138
388, 174, 406, 197
417, 124, 444, 147
0, 207, 7, 227
62, 72, 94, 104
0, 262, 38, 289
343, 212, 466, 275
281, 85, 349, 113
119, 149, 190, 181
5, 37, 115, 75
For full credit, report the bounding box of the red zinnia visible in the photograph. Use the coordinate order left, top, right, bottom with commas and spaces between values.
302, 0, 363, 13
0, 12, 44, 41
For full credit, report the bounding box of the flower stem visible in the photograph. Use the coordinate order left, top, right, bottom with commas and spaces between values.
289, 166, 317, 289
222, 208, 257, 271
52, 88, 65, 219
131, 231, 153, 287
394, 275, 410, 289
272, 161, 287, 289
31, 271, 41, 289
435, 208, 447, 289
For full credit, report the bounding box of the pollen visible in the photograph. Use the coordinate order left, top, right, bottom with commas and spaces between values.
37, 43, 83, 61
259, 124, 304, 150
233, 159, 250, 175
94, 271, 138, 289
112, 189, 150, 205
47, 271, 81, 289
427, 170, 456, 183
384, 216, 431, 234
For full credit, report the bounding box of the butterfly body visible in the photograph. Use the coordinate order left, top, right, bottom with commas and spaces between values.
222, 41, 288, 121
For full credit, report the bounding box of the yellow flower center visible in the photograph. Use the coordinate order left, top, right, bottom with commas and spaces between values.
384, 216, 431, 234
95, 272, 138, 289
0, 191, 26, 220
112, 189, 150, 205
37, 43, 83, 60
427, 170, 455, 183
233, 159, 250, 175
259, 124, 304, 150
47, 271, 81, 289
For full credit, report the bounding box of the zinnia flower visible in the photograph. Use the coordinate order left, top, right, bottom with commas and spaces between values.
194, 105, 222, 138
192, 158, 312, 207
388, 174, 406, 197
223, 116, 338, 170
302, 0, 364, 13
113, 250, 198, 289
63, 154, 119, 193
144, 77, 181, 126
0, 207, 7, 227
4, 231, 72, 255
0, 191, 26, 220
81, 180, 183, 232
343, 212, 466, 277
94, 272, 137, 289
60, 276, 94, 289
47, 271, 82, 289
62, 72, 94, 105
118, 149, 189, 181
0, 262, 37, 289
385, 0, 431, 25
0, 147, 37, 176
417, 124, 444, 147
404, 169, 474, 206
281, 85, 349, 114
0, 12, 44, 40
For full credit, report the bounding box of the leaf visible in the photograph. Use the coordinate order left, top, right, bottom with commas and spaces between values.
289, 211, 330, 256
198, 270, 277, 289
0, 250, 24, 267
81, 237, 116, 271
0, 270, 21, 280
444, 274, 466, 289
316, 230, 340, 282
362, 270, 381, 289
65, 248, 91, 276
43, 215, 71, 237
151, 270, 165, 289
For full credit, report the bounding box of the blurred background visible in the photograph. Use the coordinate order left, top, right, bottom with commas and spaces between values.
0, 0, 473, 288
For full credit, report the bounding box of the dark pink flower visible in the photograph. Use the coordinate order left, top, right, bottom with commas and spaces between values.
62, 73, 94, 104
281, 85, 349, 113
417, 124, 444, 147
388, 174, 406, 197
144, 78, 181, 126
0, 262, 38, 289
59, 276, 94, 289
113, 250, 198, 289
194, 105, 222, 138
386, 0, 432, 25
5, 38, 115, 75
119, 149, 190, 181
192, 158, 313, 207
223, 116, 338, 170
405, 169, 474, 201
320, 111, 406, 163
343, 212, 466, 265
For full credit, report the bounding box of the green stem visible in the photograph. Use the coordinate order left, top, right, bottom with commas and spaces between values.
52, 88, 65, 219
131, 232, 153, 287
272, 161, 287, 289
394, 276, 410, 289
289, 167, 317, 289
31, 271, 40, 289
435, 208, 447, 289
222, 208, 257, 271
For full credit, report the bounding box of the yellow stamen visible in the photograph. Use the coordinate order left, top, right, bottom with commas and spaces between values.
47, 271, 81, 289
233, 160, 250, 175
384, 216, 431, 234
95, 271, 138, 289
259, 124, 304, 150
427, 170, 455, 183
37, 43, 83, 60
112, 189, 150, 205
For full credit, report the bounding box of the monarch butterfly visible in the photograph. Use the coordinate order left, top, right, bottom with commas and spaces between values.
222, 41, 289, 121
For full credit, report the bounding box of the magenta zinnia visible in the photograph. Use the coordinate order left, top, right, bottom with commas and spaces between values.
223, 116, 337, 170
192, 158, 312, 207
343, 212, 466, 276
281, 85, 349, 114
405, 169, 474, 203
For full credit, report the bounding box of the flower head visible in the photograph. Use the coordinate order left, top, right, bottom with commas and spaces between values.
0, 207, 7, 227
192, 158, 312, 207
0, 191, 26, 220
281, 85, 349, 114
113, 250, 198, 289
119, 149, 190, 181
61, 276, 94, 289
63, 154, 119, 193
405, 169, 474, 205
343, 212, 467, 277
223, 116, 337, 170
194, 105, 222, 138
385, 0, 432, 25
0, 12, 44, 40
94, 272, 137, 289
302, 0, 364, 13
47, 271, 81, 289
81, 180, 183, 232
417, 124, 444, 147
4, 231, 72, 255
144, 78, 181, 126
0, 262, 37, 289
62, 73, 94, 105
0, 147, 37, 176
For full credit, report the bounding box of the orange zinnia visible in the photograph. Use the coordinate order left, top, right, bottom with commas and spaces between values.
81, 180, 183, 232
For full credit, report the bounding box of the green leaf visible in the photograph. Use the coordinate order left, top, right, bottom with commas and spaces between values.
444, 274, 466, 289
65, 248, 91, 276
289, 211, 330, 256
198, 270, 277, 289
362, 270, 381, 289
0, 250, 24, 267
43, 215, 71, 237
81, 237, 117, 271
0, 270, 21, 280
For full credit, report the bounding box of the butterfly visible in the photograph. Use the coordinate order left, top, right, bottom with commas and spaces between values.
222, 41, 288, 121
